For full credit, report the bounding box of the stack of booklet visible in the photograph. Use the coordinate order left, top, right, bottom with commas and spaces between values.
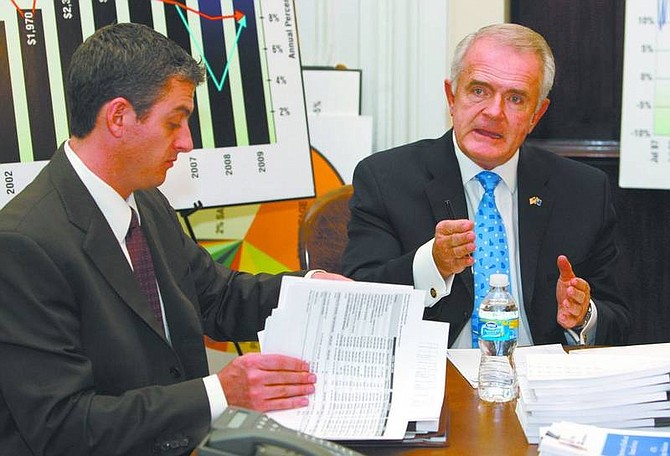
259, 277, 450, 446
516, 344, 670, 444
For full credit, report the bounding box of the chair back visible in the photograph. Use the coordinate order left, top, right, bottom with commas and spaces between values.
298, 185, 353, 274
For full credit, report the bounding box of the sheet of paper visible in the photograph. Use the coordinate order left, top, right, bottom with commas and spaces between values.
569, 342, 670, 357
263, 277, 444, 440
448, 344, 565, 388
446, 348, 480, 388
302, 68, 361, 116
525, 354, 670, 385
515, 344, 567, 378
307, 114, 373, 184
402, 320, 449, 421
386, 319, 450, 439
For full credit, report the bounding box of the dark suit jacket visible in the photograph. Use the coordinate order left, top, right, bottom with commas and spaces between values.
342, 131, 631, 347
0, 146, 298, 455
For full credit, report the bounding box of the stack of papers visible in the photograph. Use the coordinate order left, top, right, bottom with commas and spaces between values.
538, 421, 670, 455
516, 344, 670, 443
259, 277, 449, 445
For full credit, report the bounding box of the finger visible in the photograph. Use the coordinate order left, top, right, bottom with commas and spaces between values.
435, 229, 475, 253
244, 387, 313, 412
452, 229, 476, 247
559, 315, 583, 330
569, 277, 590, 293
556, 255, 576, 280
434, 242, 475, 270
258, 395, 311, 412
567, 286, 587, 305
238, 353, 310, 372
460, 256, 475, 268
436, 230, 474, 252
263, 382, 316, 400
557, 307, 581, 330
452, 242, 476, 259
260, 371, 317, 387
311, 272, 352, 281
435, 219, 474, 236
557, 310, 577, 328
560, 298, 583, 318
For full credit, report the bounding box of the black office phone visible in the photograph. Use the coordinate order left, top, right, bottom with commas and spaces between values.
197, 407, 365, 456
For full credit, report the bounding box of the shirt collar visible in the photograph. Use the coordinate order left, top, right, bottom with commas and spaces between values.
64, 140, 138, 242
451, 134, 518, 193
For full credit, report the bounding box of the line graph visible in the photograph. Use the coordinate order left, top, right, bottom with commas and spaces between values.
160, 0, 242, 21
8, 0, 33, 17
0, 0, 313, 210
655, 0, 670, 136
173, 4, 245, 92
620, 0, 670, 189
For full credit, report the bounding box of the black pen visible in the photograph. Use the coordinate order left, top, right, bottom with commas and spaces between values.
444, 200, 473, 264
444, 199, 457, 220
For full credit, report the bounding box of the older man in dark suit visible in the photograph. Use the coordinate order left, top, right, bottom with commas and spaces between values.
342, 23, 631, 348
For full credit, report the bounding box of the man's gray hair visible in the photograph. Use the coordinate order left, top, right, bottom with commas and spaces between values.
450, 23, 555, 111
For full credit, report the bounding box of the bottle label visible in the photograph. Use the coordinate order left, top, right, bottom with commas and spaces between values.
479, 318, 519, 342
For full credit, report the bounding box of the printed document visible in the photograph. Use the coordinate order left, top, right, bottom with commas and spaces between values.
260, 277, 448, 440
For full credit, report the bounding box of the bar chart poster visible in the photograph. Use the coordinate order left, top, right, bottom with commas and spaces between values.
619, 0, 670, 189
0, 0, 313, 210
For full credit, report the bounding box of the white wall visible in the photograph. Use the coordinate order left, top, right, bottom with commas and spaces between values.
294, 0, 507, 152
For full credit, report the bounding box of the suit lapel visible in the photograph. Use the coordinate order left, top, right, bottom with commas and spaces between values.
517, 145, 554, 311
423, 132, 474, 298
83, 217, 167, 338
50, 148, 167, 339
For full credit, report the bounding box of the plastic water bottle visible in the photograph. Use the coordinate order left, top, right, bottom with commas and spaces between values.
477, 273, 519, 403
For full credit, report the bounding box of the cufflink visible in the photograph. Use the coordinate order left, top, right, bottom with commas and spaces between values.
430, 288, 437, 298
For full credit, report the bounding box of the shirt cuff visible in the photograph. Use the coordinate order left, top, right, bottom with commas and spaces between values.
413, 238, 454, 308
565, 300, 598, 345
203, 374, 228, 425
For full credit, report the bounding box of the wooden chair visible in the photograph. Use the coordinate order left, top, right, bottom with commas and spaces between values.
298, 185, 353, 274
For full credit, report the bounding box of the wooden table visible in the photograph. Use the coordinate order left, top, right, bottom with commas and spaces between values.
350, 361, 538, 455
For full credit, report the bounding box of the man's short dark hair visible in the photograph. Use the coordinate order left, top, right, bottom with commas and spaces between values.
66, 22, 205, 138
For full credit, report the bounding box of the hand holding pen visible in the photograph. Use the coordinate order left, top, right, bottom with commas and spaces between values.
430, 200, 475, 278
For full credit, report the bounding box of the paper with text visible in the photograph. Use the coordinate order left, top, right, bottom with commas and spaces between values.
261, 277, 448, 440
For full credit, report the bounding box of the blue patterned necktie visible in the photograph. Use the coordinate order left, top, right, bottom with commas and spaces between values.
472, 171, 511, 347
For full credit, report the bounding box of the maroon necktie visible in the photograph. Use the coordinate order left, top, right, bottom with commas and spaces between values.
126, 209, 164, 328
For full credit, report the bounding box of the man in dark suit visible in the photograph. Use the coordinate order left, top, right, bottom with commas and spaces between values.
0, 23, 345, 455
342, 23, 631, 348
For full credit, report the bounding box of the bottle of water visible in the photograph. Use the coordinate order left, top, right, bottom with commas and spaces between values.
477, 273, 519, 403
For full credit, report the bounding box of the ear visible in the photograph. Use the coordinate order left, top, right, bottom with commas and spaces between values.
104, 97, 134, 138
444, 79, 456, 115
529, 98, 550, 133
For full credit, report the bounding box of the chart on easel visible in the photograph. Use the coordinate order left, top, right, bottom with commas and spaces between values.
0, 0, 313, 209
619, 0, 670, 189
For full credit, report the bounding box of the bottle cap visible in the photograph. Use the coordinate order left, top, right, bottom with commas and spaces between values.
489, 273, 509, 287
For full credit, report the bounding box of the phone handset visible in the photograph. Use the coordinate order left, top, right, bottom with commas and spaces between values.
198, 407, 364, 456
